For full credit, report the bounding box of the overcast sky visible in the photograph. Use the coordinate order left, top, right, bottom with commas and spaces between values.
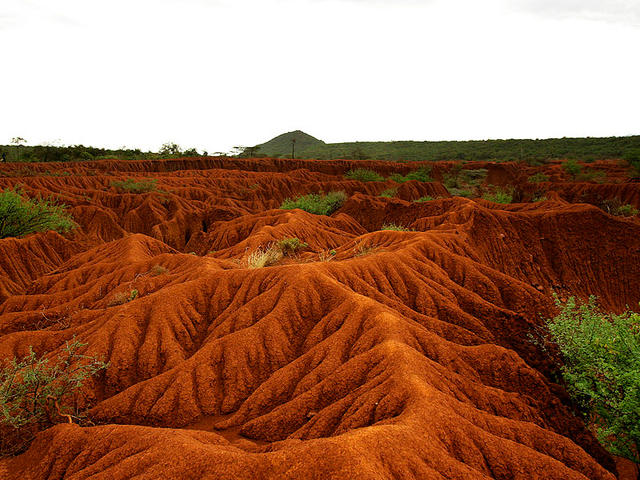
1, 0, 638, 153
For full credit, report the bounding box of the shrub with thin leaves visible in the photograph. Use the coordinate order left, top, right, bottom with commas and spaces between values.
380, 188, 397, 198
344, 169, 384, 182
562, 159, 582, 178
0, 339, 108, 456
280, 191, 347, 215
390, 166, 433, 183
546, 296, 640, 464
277, 237, 309, 256
414, 196, 434, 203
381, 223, 412, 231
110, 178, 158, 193
246, 244, 283, 268
528, 173, 550, 183
0, 187, 76, 239
483, 188, 513, 204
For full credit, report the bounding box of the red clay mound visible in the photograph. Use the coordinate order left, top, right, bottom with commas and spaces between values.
0, 158, 638, 479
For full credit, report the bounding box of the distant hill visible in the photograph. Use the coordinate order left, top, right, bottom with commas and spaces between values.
253, 130, 325, 157
253, 131, 640, 163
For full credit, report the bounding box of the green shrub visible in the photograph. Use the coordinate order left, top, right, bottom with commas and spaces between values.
380, 188, 397, 198
414, 196, 434, 203
107, 289, 139, 307
344, 169, 384, 182
277, 237, 309, 256
460, 169, 488, 185
448, 188, 472, 198
615, 204, 639, 217
545, 296, 640, 464
528, 173, 550, 183
110, 178, 158, 193
577, 169, 606, 183
381, 223, 412, 231
0, 338, 108, 456
562, 159, 582, 178
0, 188, 76, 239
483, 188, 513, 204
390, 166, 433, 183
280, 191, 347, 216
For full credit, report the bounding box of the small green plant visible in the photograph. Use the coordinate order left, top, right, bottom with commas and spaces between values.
577, 169, 606, 183
107, 289, 139, 307
615, 204, 639, 217
0, 187, 76, 239
344, 169, 384, 182
448, 188, 472, 198
414, 196, 434, 203
277, 237, 309, 256
380, 188, 397, 198
381, 223, 412, 231
562, 159, 582, 178
318, 249, 337, 262
110, 178, 158, 193
149, 264, 168, 276
246, 245, 283, 268
483, 188, 513, 204
528, 173, 550, 183
390, 166, 433, 183
280, 191, 347, 216
354, 242, 378, 257
0, 338, 109, 456
545, 296, 640, 464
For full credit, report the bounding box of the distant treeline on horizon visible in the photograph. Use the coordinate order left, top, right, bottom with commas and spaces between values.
2, 134, 640, 164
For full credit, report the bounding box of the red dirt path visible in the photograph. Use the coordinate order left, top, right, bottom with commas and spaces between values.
0, 158, 639, 479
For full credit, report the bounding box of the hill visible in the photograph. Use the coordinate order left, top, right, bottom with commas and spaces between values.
253, 130, 325, 157
255, 132, 640, 163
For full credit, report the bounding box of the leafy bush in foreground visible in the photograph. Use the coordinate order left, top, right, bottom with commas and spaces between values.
344, 169, 384, 182
110, 178, 158, 193
0, 187, 76, 239
280, 191, 347, 216
0, 339, 108, 457
546, 297, 640, 464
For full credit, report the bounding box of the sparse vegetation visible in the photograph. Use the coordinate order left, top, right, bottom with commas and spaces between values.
107, 289, 139, 307
414, 196, 434, 202
110, 178, 158, 194
544, 296, 640, 464
528, 173, 550, 183
344, 169, 384, 182
0, 187, 76, 239
483, 188, 513, 204
280, 191, 347, 216
444, 167, 487, 197
354, 242, 378, 257
277, 237, 309, 256
380, 188, 397, 198
562, 159, 582, 178
149, 264, 168, 276
381, 223, 413, 231
600, 198, 640, 217
389, 166, 433, 183
448, 188, 473, 198
577, 169, 606, 183
0, 338, 108, 457
246, 245, 283, 268
318, 249, 337, 262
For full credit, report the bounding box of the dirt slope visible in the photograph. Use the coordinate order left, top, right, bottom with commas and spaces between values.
0, 158, 639, 479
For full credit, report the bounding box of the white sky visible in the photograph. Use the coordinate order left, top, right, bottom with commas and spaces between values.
1, 0, 639, 153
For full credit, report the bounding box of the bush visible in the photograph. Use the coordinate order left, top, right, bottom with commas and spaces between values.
545, 296, 640, 464
107, 289, 138, 307
448, 188, 472, 198
615, 204, 639, 217
280, 191, 347, 216
577, 169, 606, 183
380, 188, 397, 198
483, 188, 513, 204
414, 196, 434, 203
0, 338, 108, 456
246, 245, 283, 268
277, 237, 308, 256
390, 166, 433, 183
381, 223, 412, 231
344, 169, 384, 182
562, 159, 582, 178
0, 187, 76, 239
110, 178, 158, 193
528, 173, 550, 183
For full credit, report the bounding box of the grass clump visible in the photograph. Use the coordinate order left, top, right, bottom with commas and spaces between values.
483, 188, 513, 204
414, 196, 434, 203
0, 187, 76, 239
0, 338, 108, 457
543, 296, 640, 464
381, 223, 413, 231
344, 169, 384, 182
149, 264, 168, 276
448, 188, 472, 198
277, 237, 309, 256
246, 245, 283, 268
110, 178, 158, 193
280, 191, 347, 216
107, 289, 139, 307
379, 188, 397, 198
528, 173, 550, 183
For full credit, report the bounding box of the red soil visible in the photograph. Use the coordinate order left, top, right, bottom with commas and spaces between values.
0, 158, 639, 479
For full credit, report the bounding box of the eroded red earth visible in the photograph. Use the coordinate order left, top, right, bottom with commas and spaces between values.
0, 158, 638, 479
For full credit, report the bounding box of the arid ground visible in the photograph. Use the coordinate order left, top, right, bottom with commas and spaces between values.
0, 157, 639, 479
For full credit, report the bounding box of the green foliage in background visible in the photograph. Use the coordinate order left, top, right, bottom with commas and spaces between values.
110, 178, 158, 193
344, 169, 384, 182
